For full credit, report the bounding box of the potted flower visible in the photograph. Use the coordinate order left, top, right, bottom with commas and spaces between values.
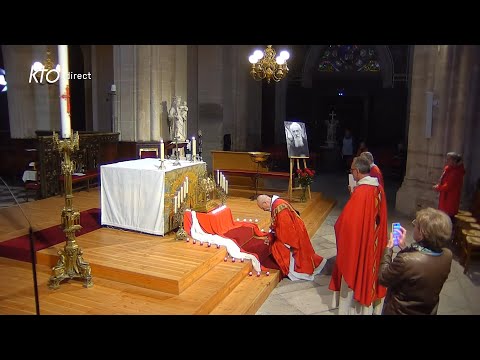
296, 167, 315, 202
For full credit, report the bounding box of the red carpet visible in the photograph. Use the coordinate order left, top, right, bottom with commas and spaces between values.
0, 208, 101, 263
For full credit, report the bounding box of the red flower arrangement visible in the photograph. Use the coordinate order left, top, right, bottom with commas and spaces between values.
296, 168, 315, 188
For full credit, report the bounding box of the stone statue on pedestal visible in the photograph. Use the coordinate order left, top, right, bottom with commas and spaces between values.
168, 96, 188, 142
325, 110, 339, 148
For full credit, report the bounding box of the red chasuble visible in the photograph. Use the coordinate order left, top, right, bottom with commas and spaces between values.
270, 198, 323, 277
437, 164, 465, 216
370, 164, 384, 190
329, 182, 388, 306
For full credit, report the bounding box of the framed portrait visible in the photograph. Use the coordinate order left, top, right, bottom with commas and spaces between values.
284, 121, 309, 158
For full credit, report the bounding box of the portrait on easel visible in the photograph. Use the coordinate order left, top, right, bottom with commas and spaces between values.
284, 121, 309, 158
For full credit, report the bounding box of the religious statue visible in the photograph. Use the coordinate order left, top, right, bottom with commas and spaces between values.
325, 110, 339, 147
168, 96, 187, 141
179, 100, 188, 138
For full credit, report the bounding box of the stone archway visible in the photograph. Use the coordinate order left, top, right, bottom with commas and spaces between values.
301, 45, 394, 88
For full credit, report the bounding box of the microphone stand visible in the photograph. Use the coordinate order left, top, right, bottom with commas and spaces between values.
0, 177, 40, 315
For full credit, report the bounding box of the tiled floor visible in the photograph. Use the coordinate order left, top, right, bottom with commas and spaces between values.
256, 171, 480, 315
0, 184, 31, 209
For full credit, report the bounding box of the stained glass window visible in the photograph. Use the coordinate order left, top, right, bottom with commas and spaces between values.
318, 45, 380, 73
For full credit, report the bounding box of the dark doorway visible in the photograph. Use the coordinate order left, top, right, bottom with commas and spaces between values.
314, 95, 365, 150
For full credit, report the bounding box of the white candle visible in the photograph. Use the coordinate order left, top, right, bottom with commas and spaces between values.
174, 195, 177, 213
226, 179, 228, 194
180, 186, 184, 203
216, 170, 220, 185
192, 137, 196, 158
160, 139, 164, 161
186, 177, 189, 193
58, 45, 71, 139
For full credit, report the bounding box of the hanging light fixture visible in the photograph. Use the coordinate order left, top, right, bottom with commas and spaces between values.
248, 45, 290, 83
31, 47, 60, 85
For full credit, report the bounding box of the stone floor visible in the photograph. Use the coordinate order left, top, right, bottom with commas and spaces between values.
256, 171, 480, 315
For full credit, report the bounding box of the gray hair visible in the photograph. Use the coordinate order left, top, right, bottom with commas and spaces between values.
352, 156, 370, 174
416, 207, 452, 250
446, 152, 462, 164
360, 151, 374, 164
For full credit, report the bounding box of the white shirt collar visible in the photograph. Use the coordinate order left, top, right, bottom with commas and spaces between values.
357, 175, 379, 187
270, 195, 280, 211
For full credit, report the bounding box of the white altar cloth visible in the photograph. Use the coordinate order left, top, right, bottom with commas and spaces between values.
101, 158, 203, 236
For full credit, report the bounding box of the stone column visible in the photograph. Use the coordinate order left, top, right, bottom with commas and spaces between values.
135, 45, 151, 141
2, 45, 50, 138
150, 46, 161, 141
115, 45, 135, 141
396, 45, 476, 216
159, 45, 176, 141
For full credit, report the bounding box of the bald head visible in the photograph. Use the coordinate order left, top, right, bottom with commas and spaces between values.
257, 194, 272, 211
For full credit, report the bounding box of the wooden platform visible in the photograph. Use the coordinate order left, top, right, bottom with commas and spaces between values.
0, 188, 336, 315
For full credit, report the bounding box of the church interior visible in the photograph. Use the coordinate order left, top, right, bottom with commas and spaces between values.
0, 45, 479, 315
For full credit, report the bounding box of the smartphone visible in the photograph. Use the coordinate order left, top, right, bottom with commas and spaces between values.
392, 223, 401, 246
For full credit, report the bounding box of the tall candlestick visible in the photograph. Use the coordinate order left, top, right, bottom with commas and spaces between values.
160, 139, 164, 161
58, 45, 71, 139
192, 137, 196, 159
226, 179, 228, 194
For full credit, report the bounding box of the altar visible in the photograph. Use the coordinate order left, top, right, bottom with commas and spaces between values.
100, 158, 206, 236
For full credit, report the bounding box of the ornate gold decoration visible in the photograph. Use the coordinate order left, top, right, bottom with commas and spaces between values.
36, 132, 119, 199
249, 151, 270, 164
172, 194, 189, 240
192, 171, 221, 213
48, 131, 93, 289
31, 47, 60, 84
248, 45, 290, 83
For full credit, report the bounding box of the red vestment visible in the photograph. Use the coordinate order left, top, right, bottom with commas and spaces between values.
437, 164, 465, 216
329, 180, 388, 306
270, 198, 323, 277
370, 164, 384, 190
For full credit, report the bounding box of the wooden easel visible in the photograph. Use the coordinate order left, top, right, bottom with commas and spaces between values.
288, 157, 311, 202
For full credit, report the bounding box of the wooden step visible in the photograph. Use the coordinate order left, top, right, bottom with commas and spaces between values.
36, 229, 229, 295
210, 269, 281, 315
0, 256, 253, 315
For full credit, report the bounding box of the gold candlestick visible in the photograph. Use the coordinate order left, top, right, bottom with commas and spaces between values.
173, 194, 188, 240
48, 131, 93, 289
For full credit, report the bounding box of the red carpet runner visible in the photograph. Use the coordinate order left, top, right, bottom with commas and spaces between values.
0, 208, 101, 263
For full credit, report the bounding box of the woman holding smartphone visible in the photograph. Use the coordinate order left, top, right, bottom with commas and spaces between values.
378, 208, 453, 315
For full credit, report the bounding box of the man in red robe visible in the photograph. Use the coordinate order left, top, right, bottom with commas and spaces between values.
360, 151, 384, 190
433, 152, 465, 218
257, 194, 326, 280
329, 156, 388, 314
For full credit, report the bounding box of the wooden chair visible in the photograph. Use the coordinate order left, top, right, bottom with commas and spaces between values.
139, 148, 159, 159
461, 231, 480, 274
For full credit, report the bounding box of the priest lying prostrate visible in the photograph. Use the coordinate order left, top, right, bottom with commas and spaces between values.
256, 194, 327, 280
